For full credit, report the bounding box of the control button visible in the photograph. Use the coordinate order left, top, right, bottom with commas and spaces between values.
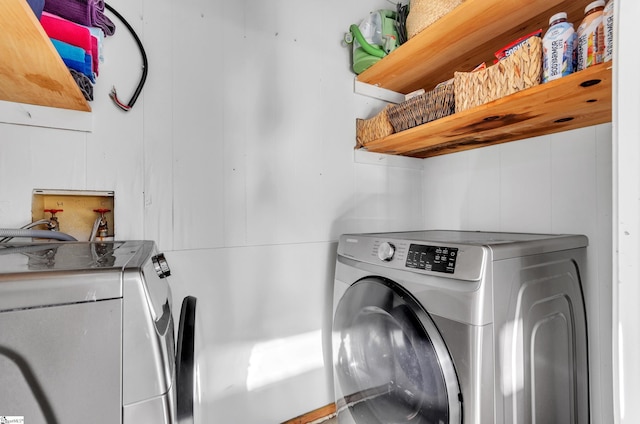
152, 253, 171, 278
377, 242, 396, 262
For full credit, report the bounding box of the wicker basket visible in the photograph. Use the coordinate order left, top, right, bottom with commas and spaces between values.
387, 81, 455, 132
406, 0, 465, 39
454, 36, 542, 113
356, 105, 395, 147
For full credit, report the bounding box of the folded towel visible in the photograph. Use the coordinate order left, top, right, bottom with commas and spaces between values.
41, 13, 92, 55
89, 32, 99, 75
43, 0, 115, 36
27, 0, 45, 19
69, 69, 93, 101
50, 38, 95, 83
87, 27, 104, 64
41, 12, 99, 76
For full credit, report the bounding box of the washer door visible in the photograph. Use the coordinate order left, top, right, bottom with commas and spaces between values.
333, 277, 461, 424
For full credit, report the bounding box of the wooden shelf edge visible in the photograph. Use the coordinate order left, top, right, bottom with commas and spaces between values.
0, 100, 93, 132
356, 0, 585, 94
361, 63, 612, 159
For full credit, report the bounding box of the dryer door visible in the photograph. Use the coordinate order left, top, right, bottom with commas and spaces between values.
333, 277, 461, 424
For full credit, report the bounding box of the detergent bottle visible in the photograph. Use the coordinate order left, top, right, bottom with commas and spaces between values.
345, 10, 399, 74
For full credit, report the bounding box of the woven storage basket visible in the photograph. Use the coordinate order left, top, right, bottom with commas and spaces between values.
454, 36, 542, 113
406, 0, 465, 39
387, 81, 455, 132
356, 105, 395, 147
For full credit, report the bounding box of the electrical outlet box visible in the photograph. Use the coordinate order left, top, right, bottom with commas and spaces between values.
32, 189, 115, 242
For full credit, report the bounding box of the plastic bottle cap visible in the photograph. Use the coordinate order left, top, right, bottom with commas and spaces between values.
549, 12, 567, 25
584, 0, 605, 13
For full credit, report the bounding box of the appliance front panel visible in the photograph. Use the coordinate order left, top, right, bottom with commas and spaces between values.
0, 300, 122, 424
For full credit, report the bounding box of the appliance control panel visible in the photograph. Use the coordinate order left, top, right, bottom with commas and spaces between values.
339, 234, 487, 281
405, 244, 458, 274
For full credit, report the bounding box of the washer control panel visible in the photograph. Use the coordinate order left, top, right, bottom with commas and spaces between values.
405, 244, 458, 274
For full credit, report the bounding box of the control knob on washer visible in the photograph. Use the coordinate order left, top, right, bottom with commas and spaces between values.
152, 253, 171, 278
377, 242, 395, 262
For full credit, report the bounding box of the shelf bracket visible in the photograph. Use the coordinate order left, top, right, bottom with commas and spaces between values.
354, 78, 404, 104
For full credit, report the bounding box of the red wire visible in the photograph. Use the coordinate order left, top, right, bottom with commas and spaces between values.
109, 87, 131, 111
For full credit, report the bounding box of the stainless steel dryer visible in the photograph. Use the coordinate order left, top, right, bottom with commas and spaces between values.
0, 241, 196, 424
332, 230, 590, 424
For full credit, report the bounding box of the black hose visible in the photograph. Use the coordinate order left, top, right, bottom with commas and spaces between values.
104, 2, 148, 111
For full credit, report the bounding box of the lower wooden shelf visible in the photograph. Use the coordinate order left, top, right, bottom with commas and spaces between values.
361, 63, 612, 159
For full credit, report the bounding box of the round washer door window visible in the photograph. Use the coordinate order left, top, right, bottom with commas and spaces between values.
333, 277, 461, 424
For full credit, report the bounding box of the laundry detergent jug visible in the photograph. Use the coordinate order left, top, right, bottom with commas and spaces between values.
345, 10, 400, 74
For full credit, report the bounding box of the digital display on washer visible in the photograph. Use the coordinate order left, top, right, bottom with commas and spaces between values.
406, 244, 458, 273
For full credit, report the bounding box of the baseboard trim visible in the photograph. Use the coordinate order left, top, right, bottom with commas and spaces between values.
281, 403, 337, 424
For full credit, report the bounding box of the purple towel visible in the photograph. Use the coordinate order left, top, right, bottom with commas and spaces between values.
43, 0, 115, 36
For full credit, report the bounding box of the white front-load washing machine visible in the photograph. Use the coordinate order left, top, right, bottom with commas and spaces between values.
332, 230, 589, 424
0, 241, 197, 424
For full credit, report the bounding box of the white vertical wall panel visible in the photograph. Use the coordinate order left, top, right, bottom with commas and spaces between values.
166, 242, 337, 424
464, 146, 501, 231
499, 135, 552, 232
171, 0, 226, 250
614, 2, 640, 423
143, 0, 175, 250
423, 151, 471, 229
550, 126, 597, 234
221, 0, 249, 247
0, 124, 86, 228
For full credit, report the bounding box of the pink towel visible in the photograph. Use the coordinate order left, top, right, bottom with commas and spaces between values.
41, 12, 99, 75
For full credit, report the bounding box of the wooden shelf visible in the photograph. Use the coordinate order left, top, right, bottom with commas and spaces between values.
364, 63, 612, 158
0, 0, 91, 112
355, 0, 613, 159
357, 0, 588, 94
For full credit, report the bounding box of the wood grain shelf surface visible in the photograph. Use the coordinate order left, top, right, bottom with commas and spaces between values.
363, 63, 612, 159
0, 0, 91, 112
357, 0, 588, 94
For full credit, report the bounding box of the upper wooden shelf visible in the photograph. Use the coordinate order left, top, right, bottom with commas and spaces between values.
357, 0, 589, 94
0, 0, 91, 112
